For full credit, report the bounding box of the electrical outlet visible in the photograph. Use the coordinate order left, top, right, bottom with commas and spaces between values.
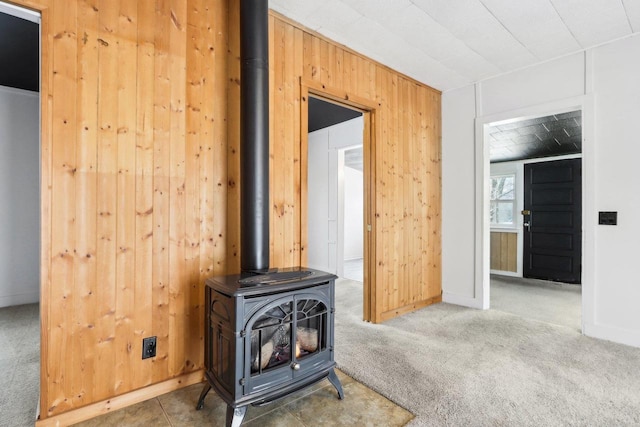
142, 336, 157, 359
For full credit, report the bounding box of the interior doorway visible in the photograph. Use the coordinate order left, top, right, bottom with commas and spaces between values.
303, 90, 374, 321
485, 109, 583, 330
306, 96, 363, 278
0, 2, 42, 425
0, 1, 41, 308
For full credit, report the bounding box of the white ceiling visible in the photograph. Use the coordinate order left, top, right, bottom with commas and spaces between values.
269, 0, 640, 92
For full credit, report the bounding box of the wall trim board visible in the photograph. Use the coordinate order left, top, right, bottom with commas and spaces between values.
489, 270, 519, 277
442, 292, 484, 309
583, 323, 640, 349
475, 93, 595, 332
379, 295, 443, 322
0, 291, 39, 307
35, 370, 204, 427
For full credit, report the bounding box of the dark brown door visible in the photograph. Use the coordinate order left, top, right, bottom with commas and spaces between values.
523, 158, 581, 283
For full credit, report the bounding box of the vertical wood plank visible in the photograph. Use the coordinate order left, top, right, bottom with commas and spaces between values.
94, 0, 118, 402
152, 0, 171, 383
293, 27, 303, 266
134, 0, 155, 388
226, 0, 241, 273
204, 0, 228, 278
114, 0, 138, 395
73, 0, 99, 407
185, 0, 203, 372
49, 0, 78, 412
168, 0, 187, 376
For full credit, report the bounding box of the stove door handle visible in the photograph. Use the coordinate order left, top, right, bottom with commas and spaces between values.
291, 362, 301, 371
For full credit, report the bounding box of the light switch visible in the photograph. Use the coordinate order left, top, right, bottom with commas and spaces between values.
598, 211, 617, 225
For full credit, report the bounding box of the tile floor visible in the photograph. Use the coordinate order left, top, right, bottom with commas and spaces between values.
72, 370, 413, 426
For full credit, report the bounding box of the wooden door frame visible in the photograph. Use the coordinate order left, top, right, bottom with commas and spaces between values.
300, 79, 377, 321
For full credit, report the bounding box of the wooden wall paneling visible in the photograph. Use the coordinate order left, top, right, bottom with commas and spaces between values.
270, 17, 300, 268
334, 46, 343, 90
400, 78, 411, 310
270, 15, 282, 266
185, 0, 204, 373
151, 0, 171, 384
226, 0, 240, 273
284, 22, 298, 268
410, 79, 420, 306
48, 0, 78, 414
506, 233, 516, 272
28, 2, 441, 421
74, 0, 99, 407
433, 91, 442, 297
293, 27, 304, 264
388, 73, 401, 317
299, 84, 309, 266
417, 85, 429, 302
168, 0, 187, 377
94, 0, 119, 404
490, 232, 517, 272
281, 20, 291, 267
320, 40, 330, 86
133, 0, 155, 389
115, 0, 138, 395
306, 33, 320, 82
490, 232, 499, 270
205, 0, 228, 278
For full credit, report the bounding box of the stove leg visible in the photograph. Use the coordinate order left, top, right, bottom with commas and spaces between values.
327, 368, 344, 400
226, 405, 247, 427
195, 383, 211, 410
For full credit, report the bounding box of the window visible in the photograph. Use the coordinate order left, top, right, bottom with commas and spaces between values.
490, 175, 515, 226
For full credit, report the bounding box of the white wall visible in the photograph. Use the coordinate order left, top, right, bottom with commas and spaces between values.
343, 166, 363, 260
0, 85, 39, 307
308, 127, 330, 272
307, 116, 364, 274
442, 84, 477, 306
442, 34, 640, 347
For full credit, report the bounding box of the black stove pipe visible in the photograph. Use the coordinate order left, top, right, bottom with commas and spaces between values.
240, 0, 269, 273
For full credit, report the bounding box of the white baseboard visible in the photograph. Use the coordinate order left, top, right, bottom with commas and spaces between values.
0, 291, 39, 308
489, 269, 521, 278
442, 292, 484, 309
583, 322, 640, 349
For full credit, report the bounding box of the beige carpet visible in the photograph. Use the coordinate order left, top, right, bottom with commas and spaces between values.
0, 303, 40, 427
334, 279, 640, 426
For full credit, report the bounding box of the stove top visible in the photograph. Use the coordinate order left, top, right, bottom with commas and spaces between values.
207, 267, 337, 297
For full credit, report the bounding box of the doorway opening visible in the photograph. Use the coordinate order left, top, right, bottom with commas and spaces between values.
486, 110, 583, 331
0, 1, 41, 424
304, 92, 374, 320
307, 96, 363, 279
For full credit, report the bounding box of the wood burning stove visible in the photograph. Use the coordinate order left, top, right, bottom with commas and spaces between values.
195, 1, 344, 424
196, 268, 344, 426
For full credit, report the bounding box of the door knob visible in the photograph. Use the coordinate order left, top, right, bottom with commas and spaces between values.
524, 222, 530, 231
